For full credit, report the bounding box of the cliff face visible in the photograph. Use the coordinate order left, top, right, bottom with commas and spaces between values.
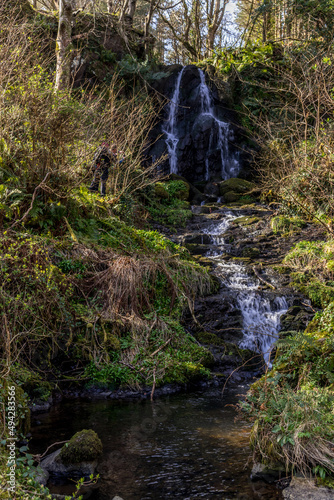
146, 65, 247, 184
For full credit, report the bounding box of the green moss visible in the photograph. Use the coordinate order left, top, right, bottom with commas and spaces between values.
271, 215, 306, 234
165, 180, 190, 200
232, 216, 260, 226
219, 178, 257, 196
195, 330, 227, 346
154, 182, 169, 200
242, 247, 261, 258
224, 191, 240, 203
59, 429, 103, 464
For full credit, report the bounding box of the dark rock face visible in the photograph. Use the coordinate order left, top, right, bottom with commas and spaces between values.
146, 65, 246, 183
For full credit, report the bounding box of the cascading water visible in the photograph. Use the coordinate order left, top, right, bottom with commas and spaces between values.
198, 69, 240, 180
162, 67, 185, 174
163, 66, 240, 180
201, 212, 288, 366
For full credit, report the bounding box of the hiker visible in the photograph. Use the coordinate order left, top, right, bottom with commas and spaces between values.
89, 143, 124, 196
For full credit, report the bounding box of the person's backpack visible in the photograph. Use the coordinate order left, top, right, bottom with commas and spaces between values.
91, 145, 107, 170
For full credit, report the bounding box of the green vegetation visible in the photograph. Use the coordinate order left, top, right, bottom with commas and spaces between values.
240, 239, 334, 480
146, 180, 193, 228
59, 430, 103, 464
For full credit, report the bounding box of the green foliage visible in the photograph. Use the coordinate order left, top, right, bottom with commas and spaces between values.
85, 319, 212, 388
200, 43, 274, 74
271, 215, 306, 234
117, 54, 169, 81
146, 181, 193, 229
284, 240, 334, 307
242, 378, 334, 476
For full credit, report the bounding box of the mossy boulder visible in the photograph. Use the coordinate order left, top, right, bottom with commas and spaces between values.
232, 216, 260, 226
59, 429, 103, 465
242, 247, 261, 258
154, 182, 169, 200
166, 180, 190, 200
219, 178, 257, 196
224, 191, 240, 203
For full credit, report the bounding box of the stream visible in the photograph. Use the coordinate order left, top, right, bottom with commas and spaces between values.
30, 207, 288, 499
31, 386, 282, 499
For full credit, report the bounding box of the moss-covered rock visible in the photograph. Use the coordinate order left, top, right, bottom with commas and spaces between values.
166, 180, 190, 200
232, 216, 260, 226
224, 191, 240, 203
219, 178, 257, 196
242, 247, 261, 258
154, 182, 169, 199
59, 429, 103, 465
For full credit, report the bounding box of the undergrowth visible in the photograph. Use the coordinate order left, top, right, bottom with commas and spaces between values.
240, 238, 334, 481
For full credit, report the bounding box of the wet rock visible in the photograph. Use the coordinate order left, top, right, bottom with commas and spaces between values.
35, 466, 49, 485
232, 216, 260, 226
283, 477, 334, 499
204, 182, 220, 197
219, 178, 258, 196
185, 243, 213, 255
241, 247, 261, 258
41, 430, 102, 478
182, 233, 212, 244
251, 462, 285, 483
30, 401, 51, 413
41, 448, 98, 477
280, 306, 313, 333
191, 206, 212, 214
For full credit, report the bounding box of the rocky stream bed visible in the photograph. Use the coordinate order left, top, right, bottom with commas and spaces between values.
29, 199, 334, 499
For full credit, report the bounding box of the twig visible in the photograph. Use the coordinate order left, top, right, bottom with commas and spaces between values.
150, 366, 157, 401
253, 266, 276, 290
150, 337, 172, 357
302, 301, 316, 313
10, 172, 50, 228
33, 440, 68, 463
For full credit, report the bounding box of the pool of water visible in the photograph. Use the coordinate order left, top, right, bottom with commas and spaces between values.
30, 385, 282, 499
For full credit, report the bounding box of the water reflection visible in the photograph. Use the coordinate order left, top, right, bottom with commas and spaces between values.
30, 386, 282, 499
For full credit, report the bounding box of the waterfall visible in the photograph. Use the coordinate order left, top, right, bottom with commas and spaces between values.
162, 67, 185, 175
198, 69, 240, 181
163, 66, 240, 180
201, 212, 288, 366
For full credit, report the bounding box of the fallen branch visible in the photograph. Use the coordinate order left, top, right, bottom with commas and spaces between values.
150, 337, 172, 357
150, 365, 157, 401
253, 266, 276, 290
33, 440, 68, 463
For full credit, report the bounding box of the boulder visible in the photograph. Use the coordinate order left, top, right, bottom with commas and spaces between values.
204, 182, 220, 197
219, 178, 258, 196
41, 429, 103, 478
251, 462, 285, 484
60, 429, 102, 464
154, 182, 170, 199
283, 477, 334, 499
224, 191, 240, 203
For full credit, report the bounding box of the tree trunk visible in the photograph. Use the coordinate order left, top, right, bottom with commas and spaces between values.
126, 0, 136, 25
55, 0, 73, 92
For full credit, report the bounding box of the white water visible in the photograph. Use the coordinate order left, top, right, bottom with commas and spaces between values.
162, 68, 185, 174
201, 211, 288, 366
163, 67, 240, 179
198, 70, 240, 180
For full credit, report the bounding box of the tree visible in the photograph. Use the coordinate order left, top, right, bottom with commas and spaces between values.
55, 0, 73, 91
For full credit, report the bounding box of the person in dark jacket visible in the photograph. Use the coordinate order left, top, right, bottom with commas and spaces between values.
88, 142, 112, 196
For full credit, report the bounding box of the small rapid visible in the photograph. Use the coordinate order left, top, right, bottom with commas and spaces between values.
200, 209, 288, 366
